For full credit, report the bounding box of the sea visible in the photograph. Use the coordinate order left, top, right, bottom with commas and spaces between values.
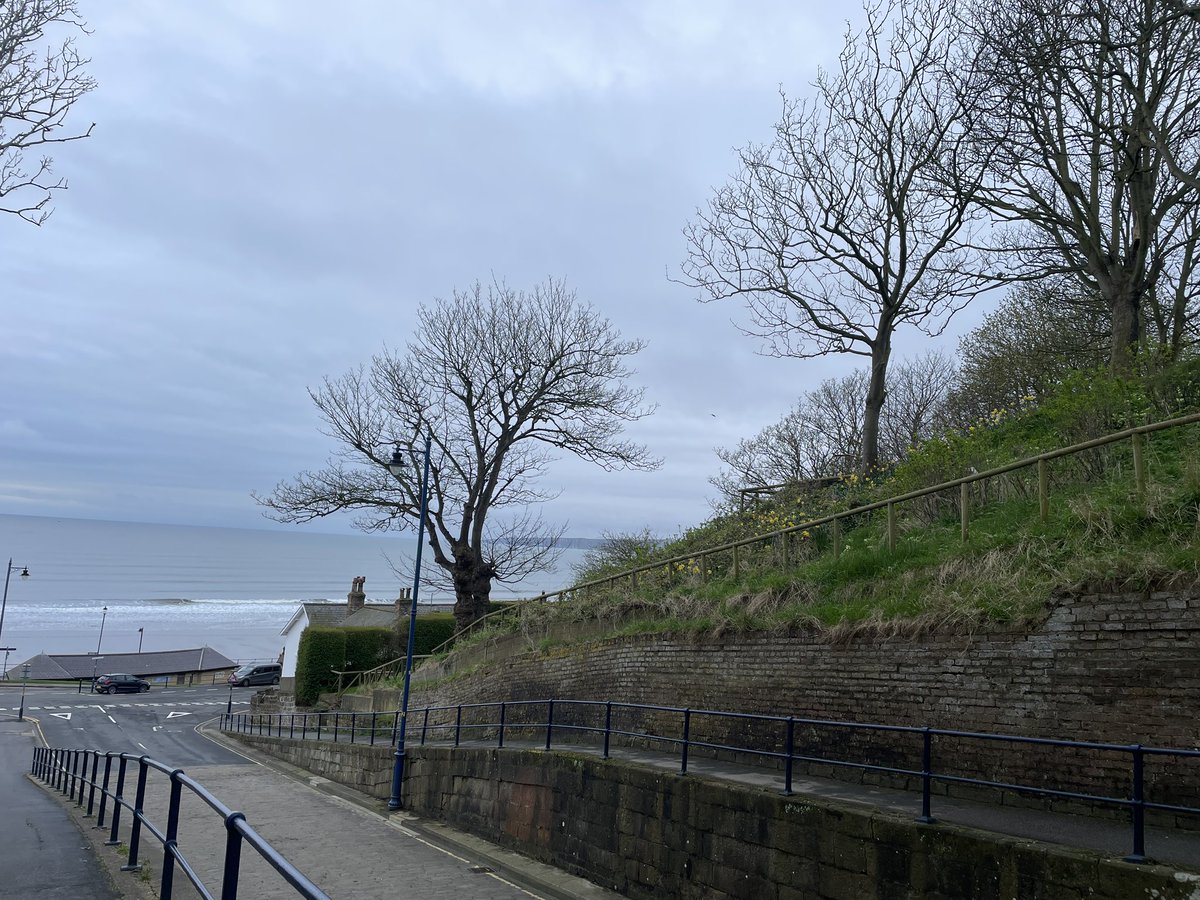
0, 513, 592, 671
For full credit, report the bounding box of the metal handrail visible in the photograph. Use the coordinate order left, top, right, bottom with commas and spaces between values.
426, 410, 1200, 656
30, 747, 330, 900
331, 655, 406, 696
221, 697, 1200, 864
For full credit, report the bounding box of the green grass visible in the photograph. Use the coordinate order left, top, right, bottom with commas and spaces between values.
434, 363, 1200, 660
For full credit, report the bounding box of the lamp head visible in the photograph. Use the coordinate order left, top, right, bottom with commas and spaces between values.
18, 567, 29, 579
387, 444, 407, 479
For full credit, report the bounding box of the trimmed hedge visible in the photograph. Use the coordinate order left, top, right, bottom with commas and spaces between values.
295, 626, 347, 706
343, 626, 401, 671
399, 612, 458, 656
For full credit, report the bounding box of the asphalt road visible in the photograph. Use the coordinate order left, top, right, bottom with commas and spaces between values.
2, 683, 253, 766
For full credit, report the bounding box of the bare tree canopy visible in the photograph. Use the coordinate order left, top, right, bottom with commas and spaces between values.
710, 351, 957, 506
945, 278, 1111, 425
681, 0, 993, 475
257, 279, 659, 630
960, 0, 1200, 367
1, 0, 95, 224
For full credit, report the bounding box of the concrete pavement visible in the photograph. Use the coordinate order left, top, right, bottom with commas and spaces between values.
0, 718, 120, 899
19, 706, 619, 899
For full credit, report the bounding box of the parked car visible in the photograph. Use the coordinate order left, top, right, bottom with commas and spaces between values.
93, 673, 150, 694
228, 663, 282, 687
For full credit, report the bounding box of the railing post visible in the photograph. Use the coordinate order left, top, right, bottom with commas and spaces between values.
915, 728, 936, 824
1038, 458, 1049, 523
333, 713, 340, 744
221, 812, 246, 900
887, 502, 898, 552
122, 758, 148, 871
545, 700, 554, 751
603, 702, 612, 759
160, 772, 184, 898
1125, 744, 1147, 863
680, 709, 691, 775
454, 705, 462, 747
421, 708, 430, 745
370, 712, 377, 746
107, 756, 127, 845
783, 717, 795, 796
700, 552, 708, 583
498, 702, 506, 749
960, 483, 969, 542
96, 755, 113, 830
290, 714, 295, 739
350, 713, 357, 745
1132, 432, 1146, 496
631, 570, 638, 590
86, 751, 100, 816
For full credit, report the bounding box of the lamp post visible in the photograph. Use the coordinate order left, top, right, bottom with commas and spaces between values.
18, 662, 30, 720
387, 432, 432, 811
138, 627, 144, 653
0, 559, 31, 672
82, 656, 103, 694
96, 606, 108, 654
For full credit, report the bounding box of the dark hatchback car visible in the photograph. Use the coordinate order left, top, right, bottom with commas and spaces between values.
93, 673, 151, 694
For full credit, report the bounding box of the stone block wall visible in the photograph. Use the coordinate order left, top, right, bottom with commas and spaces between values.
407, 589, 1200, 808
232, 733, 393, 798
226, 731, 1199, 900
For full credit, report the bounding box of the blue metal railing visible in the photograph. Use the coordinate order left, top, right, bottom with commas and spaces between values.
222, 699, 1200, 864
30, 747, 330, 900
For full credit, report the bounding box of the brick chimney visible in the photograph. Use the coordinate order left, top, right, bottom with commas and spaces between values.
347, 575, 366, 613
395, 587, 411, 614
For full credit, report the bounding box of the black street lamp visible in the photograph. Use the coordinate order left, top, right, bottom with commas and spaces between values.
137, 627, 144, 653
387, 432, 432, 811
96, 606, 108, 654
0, 558, 31, 674
81, 656, 104, 694
18, 662, 30, 720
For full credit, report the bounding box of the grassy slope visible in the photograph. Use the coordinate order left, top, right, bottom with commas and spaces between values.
453, 363, 1200, 655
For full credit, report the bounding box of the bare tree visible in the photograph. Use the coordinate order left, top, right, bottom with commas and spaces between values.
959, 0, 1200, 369
257, 280, 658, 630
945, 278, 1111, 425
710, 351, 957, 506
681, 0, 993, 475
1, 0, 95, 224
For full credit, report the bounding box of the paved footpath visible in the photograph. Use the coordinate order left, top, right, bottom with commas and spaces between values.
0, 718, 120, 899
24, 719, 617, 900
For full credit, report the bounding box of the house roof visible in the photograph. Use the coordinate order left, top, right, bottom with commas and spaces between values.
280, 600, 458, 636
10, 647, 237, 681
341, 607, 398, 628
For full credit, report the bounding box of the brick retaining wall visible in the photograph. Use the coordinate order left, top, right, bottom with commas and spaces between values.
406, 588, 1200, 807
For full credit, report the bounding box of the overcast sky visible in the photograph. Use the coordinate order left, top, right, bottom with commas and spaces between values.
1, 1, 994, 539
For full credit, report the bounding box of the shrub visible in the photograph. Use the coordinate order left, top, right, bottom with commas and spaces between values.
295, 626, 346, 706
400, 612, 458, 656
343, 626, 401, 672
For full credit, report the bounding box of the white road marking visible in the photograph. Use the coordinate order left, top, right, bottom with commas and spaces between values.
137, 742, 148, 750
107, 715, 116, 724
166, 711, 190, 719
50, 712, 72, 720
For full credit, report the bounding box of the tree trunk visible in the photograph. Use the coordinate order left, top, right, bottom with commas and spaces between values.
1106, 277, 1141, 374
450, 545, 494, 632
860, 344, 891, 476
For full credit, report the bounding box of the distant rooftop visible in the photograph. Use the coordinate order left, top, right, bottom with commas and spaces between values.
8, 647, 237, 681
